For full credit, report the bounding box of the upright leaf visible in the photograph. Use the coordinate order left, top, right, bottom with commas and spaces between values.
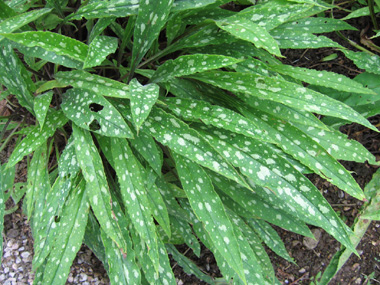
129, 0, 174, 77
84, 35, 118, 68
34, 91, 53, 130
174, 154, 246, 284
0, 42, 34, 112
129, 78, 159, 131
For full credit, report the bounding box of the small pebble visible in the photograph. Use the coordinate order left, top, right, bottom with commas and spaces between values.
18, 247, 24, 251
20, 252, 30, 259
15, 257, 21, 264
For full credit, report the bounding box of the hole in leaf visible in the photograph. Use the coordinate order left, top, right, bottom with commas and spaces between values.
55, 216, 61, 223
89, 103, 104, 112
89, 119, 101, 131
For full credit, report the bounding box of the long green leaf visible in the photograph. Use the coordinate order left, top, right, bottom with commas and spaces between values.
7, 110, 67, 167
83, 35, 118, 68
34, 91, 53, 130
270, 64, 374, 94
189, 71, 377, 131
194, 124, 355, 249
110, 137, 160, 271
174, 154, 246, 284
41, 179, 89, 285
55, 70, 130, 98
138, 106, 250, 189
69, 0, 139, 20
342, 50, 380, 75
216, 16, 282, 57
0, 42, 34, 113
1, 31, 88, 62
130, 78, 159, 131
130, 0, 174, 76
0, 8, 51, 40
62, 88, 133, 138
72, 125, 127, 251
150, 54, 242, 83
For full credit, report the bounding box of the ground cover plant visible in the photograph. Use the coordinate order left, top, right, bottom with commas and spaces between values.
1, 0, 380, 284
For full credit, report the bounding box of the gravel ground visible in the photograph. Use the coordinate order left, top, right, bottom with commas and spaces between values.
1, 207, 110, 285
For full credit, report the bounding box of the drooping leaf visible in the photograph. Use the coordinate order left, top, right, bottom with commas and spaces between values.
341, 50, 380, 75
0, 8, 51, 41
34, 91, 53, 130
296, 125, 377, 165
41, 179, 89, 285
138, 106, 249, 189
208, 171, 313, 238
189, 71, 377, 131
129, 129, 163, 176
72, 125, 127, 251
150, 54, 242, 83
239, 107, 365, 203
129, 78, 159, 131
270, 29, 342, 49
171, 0, 217, 12
247, 219, 293, 263
277, 17, 357, 34
166, 244, 213, 283
1, 31, 88, 62
110, 137, 160, 271
7, 110, 67, 168
193, 123, 355, 250
270, 64, 374, 94
145, 168, 171, 237
170, 215, 201, 257
100, 191, 141, 285
165, 97, 273, 143
83, 35, 118, 68
130, 0, 174, 76
68, 0, 139, 20
55, 70, 130, 98
174, 153, 246, 284
62, 88, 133, 138
216, 16, 282, 57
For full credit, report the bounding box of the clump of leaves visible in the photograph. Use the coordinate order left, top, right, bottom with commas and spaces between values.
1, 0, 380, 284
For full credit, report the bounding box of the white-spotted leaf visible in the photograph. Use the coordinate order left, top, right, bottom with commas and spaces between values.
129, 78, 159, 131
55, 70, 130, 98
110, 138, 160, 271
130, 0, 174, 76
72, 125, 127, 251
62, 88, 132, 138
41, 180, 89, 284
7, 110, 67, 168
270, 64, 375, 95
150, 54, 242, 83
139, 106, 250, 189
216, 16, 282, 57
1, 31, 88, 62
189, 71, 378, 131
84, 35, 118, 68
34, 91, 53, 130
173, 153, 246, 284
69, 0, 139, 20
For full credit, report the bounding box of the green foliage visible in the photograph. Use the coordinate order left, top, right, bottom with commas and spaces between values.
0, 0, 379, 284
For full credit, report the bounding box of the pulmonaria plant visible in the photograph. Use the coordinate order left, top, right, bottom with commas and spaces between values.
1, 0, 380, 284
